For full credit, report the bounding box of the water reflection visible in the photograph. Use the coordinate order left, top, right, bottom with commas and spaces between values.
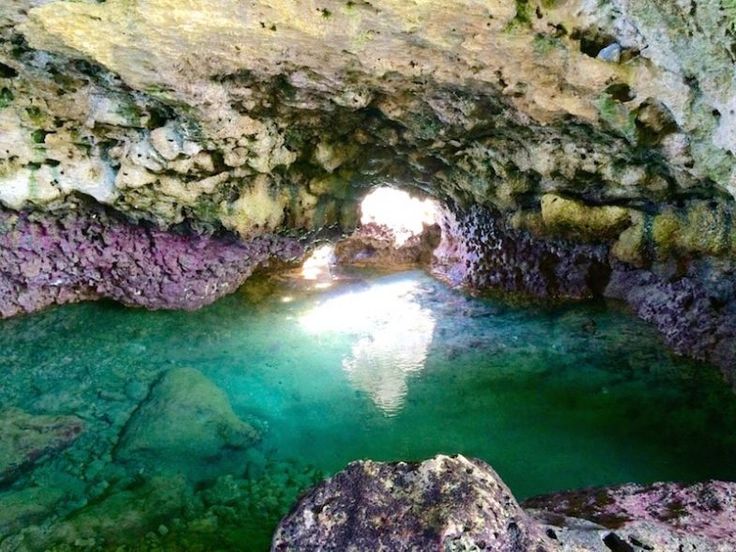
299, 277, 436, 415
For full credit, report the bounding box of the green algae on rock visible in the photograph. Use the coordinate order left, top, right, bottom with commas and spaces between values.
0, 409, 83, 485
115, 367, 259, 481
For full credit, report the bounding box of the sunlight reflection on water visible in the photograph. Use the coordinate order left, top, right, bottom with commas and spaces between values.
299, 277, 436, 415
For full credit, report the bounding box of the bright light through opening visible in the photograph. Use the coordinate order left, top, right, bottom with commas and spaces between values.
301, 244, 336, 281
360, 188, 439, 246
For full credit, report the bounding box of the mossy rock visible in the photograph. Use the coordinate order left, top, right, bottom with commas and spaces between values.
611, 212, 647, 267
115, 368, 259, 481
541, 193, 631, 242
652, 202, 733, 258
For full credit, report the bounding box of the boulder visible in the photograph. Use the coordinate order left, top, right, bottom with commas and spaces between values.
115, 368, 258, 481
272, 454, 554, 552
273, 455, 736, 552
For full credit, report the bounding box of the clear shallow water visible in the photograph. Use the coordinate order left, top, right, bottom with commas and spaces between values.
1, 269, 736, 550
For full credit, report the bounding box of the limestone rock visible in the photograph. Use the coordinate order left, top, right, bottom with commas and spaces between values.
525, 480, 736, 552
272, 454, 554, 552
273, 455, 736, 552
334, 222, 441, 269
0, 408, 83, 485
0, 205, 304, 317
115, 367, 259, 480
541, 194, 631, 242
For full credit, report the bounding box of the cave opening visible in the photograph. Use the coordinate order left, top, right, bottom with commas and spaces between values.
358, 187, 440, 247
298, 186, 443, 284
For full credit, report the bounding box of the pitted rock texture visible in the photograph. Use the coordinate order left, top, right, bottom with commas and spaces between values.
273, 455, 736, 552
272, 455, 554, 552
525, 480, 736, 551
434, 205, 611, 300
606, 263, 736, 382
0, 207, 304, 318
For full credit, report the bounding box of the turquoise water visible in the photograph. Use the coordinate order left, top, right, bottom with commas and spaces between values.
1, 269, 736, 550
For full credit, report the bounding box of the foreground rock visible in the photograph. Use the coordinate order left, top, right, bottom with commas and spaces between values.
272, 455, 554, 551
273, 455, 736, 552
0, 408, 83, 485
525, 480, 736, 551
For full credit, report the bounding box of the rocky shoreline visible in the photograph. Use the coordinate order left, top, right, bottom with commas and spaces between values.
273, 455, 736, 552
0, 205, 304, 318
434, 203, 736, 384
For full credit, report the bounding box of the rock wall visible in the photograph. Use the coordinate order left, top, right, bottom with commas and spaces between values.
0, 206, 303, 317
435, 202, 736, 382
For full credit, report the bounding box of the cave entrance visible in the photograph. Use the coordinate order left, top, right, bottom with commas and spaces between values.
358, 187, 440, 247
300, 187, 442, 283
332, 186, 442, 269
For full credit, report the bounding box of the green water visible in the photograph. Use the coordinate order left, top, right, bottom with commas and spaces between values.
1, 269, 736, 550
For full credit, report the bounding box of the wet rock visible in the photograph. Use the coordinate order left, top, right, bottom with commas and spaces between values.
36, 475, 194, 549
434, 204, 611, 300
115, 367, 258, 480
0, 486, 65, 536
0, 408, 83, 485
271, 454, 554, 551
525, 480, 736, 551
0, 206, 304, 317
605, 262, 736, 384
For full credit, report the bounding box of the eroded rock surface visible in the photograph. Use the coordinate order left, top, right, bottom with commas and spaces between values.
272, 455, 554, 552
526, 480, 736, 552
0, 206, 304, 317
273, 455, 736, 552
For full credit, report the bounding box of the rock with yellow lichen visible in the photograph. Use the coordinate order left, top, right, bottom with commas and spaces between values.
0, 0, 732, 242
541, 194, 631, 242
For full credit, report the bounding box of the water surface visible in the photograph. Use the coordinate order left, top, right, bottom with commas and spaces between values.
1, 270, 735, 550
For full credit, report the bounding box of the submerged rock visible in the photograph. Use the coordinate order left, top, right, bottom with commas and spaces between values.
115, 367, 259, 480
0, 408, 83, 485
272, 455, 554, 551
35, 475, 194, 550
273, 455, 736, 552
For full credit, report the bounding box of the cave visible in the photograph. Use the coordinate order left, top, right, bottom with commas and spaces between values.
1, 1, 736, 550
